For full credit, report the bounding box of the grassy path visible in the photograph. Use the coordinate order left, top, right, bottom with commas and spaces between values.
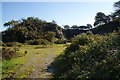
12, 44, 66, 78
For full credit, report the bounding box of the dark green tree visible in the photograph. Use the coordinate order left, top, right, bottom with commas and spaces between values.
87, 24, 92, 29
78, 25, 89, 30
4, 20, 18, 29
64, 25, 70, 29
114, 1, 120, 11
52, 20, 56, 24
71, 25, 78, 29
94, 12, 109, 27
114, 1, 120, 19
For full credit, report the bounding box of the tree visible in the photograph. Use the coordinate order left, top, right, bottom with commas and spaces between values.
63, 25, 70, 29
2, 17, 65, 43
114, 1, 120, 11
4, 23, 10, 28
113, 1, 120, 19
78, 25, 89, 30
2, 26, 28, 43
87, 24, 92, 29
4, 20, 18, 28
52, 20, 56, 24
71, 25, 78, 29
94, 12, 109, 27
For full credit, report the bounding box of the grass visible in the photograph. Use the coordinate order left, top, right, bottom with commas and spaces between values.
2, 44, 67, 78
2, 48, 29, 78
2, 57, 28, 78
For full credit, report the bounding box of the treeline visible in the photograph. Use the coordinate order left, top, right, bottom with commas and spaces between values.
63, 24, 92, 30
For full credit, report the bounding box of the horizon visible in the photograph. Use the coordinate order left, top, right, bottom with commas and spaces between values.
1, 2, 116, 31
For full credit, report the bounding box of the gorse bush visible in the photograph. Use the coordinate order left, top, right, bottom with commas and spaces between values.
64, 33, 95, 54
43, 31, 56, 42
2, 47, 27, 60
25, 39, 50, 45
72, 33, 94, 46
53, 30, 120, 79
86, 31, 93, 35
2, 48, 19, 60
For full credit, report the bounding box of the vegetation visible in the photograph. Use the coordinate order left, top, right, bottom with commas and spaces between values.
25, 39, 50, 45
92, 18, 120, 34
1, 0, 120, 79
2, 17, 65, 43
2, 57, 27, 78
114, 1, 120, 18
3, 42, 22, 47
2, 47, 20, 60
53, 30, 120, 79
94, 12, 110, 27
2, 44, 66, 78
1, 46, 29, 78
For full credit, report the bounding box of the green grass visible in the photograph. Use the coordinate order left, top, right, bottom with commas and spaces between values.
2, 44, 67, 78
1, 45, 37, 78
2, 57, 27, 78
2, 47, 30, 78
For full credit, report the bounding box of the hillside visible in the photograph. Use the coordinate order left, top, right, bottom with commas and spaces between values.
92, 19, 120, 34
2, 17, 66, 44
63, 19, 120, 40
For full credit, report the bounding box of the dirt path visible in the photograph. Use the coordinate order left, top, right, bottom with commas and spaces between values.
29, 49, 56, 78
13, 45, 66, 79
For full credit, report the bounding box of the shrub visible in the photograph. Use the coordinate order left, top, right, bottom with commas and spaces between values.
86, 31, 93, 35
53, 31, 120, 79
25, 39, 50, 45
51, 38, 59, 43
72, 33, 94, 46
55, 40, 66, 44
4, 42, 22, 47
2, 48, 19, 60
44, 32, 56, 42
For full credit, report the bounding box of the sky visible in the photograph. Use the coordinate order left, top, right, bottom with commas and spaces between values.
1, 1, 117, 31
